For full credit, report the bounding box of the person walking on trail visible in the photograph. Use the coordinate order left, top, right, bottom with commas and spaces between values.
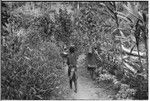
67, 45, 78, 93
86, 46, 98, 79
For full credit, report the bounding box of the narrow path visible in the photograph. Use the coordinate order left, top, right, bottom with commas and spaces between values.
63, 54, 115, 100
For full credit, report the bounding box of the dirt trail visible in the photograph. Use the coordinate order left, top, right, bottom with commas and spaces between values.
63, 54, 115, 100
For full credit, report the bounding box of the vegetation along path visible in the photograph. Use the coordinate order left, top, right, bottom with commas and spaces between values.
1, 2, 148, 100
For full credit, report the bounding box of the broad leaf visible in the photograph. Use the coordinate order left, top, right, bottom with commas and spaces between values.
117, 12, 133, 23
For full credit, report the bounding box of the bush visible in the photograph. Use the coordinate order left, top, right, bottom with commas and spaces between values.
1, 38, 65, 99
113, 84, 136, 100
1, 2, 67, 99
96, 73, 136, 100
121, 73, 148, 100
97, 73, 116, 83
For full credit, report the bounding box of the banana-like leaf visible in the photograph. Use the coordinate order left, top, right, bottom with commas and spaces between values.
111, 28, 118, 34
121, 43, 146, 57
123, 61, 137, 73
123, 2, 133, 13
117, 15, 131, 23
123, 2, 142, 21
130, 44, 136, 54
119, 30, 126, 38
117, 12, 133, 23
105, 4, 115, 16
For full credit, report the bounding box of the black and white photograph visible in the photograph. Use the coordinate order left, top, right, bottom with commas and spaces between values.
1, 1, 148, 100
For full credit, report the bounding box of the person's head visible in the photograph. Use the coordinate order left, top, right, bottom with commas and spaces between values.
69, 45, 75, 54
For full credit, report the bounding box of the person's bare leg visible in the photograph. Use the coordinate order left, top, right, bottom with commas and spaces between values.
74, 79, 77, 93
69, 79, 72, 89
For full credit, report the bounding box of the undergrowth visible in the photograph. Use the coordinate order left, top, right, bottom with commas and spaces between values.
95, 54, 148, 100
1, 40, 65, 100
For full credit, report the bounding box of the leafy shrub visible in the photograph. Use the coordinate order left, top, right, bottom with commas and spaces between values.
97, 73, 116, 84
96, 72, 136, 100
113, 84, 136, 100
1, 2, 67, 99
121, 73, 148, 100
1, 40, 65, 100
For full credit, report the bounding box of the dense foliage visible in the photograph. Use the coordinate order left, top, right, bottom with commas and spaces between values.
1, 1, 148, 100
1, 2, 66, 100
